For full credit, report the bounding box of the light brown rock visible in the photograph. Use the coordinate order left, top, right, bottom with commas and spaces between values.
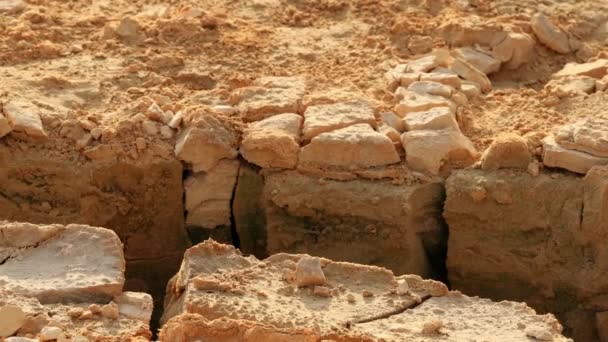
555, 59, 608, 79
555, 118, 608, 157
403, 107, 459, 132
380, 111, 405, 132
185, 159, 240, 229
420, 72, 462, 89
408, 81, 453, 98
545, 76, 596, 97
531, 13, 571, 54
0, 305, 26, 337
299, 124, 400, 170
401, 129, 477, 175
241, 113, 302, 169
174, 121, 238, 172
452, 47, 501, 74
294, 257, 326, 287
3, 101, 47, 140
543, 135, 608, 174
302, 101, 376, 141
0, 113, 11, 138
461, 82, 481, 98
481, 134, 531, 170
0, 222, 125, 303
449, 58, 492, 93
114, 292, 153, 323
378, 123, 401, 143
491, 32, 535, 70
234, 77, 306, 122
394, 89, 455, 117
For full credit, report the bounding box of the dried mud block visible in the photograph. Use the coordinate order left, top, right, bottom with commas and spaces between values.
113, 292, 153, 322
394, 89, 455, 117
174, 123, 238, 172
491, 32, 535, 70
299, 124, 400, 170
421, 71, 462, 89
452, 47, 501, 74
241, 113, 302, 169
160, 240, 569, 341
358, 293, 569, 342
403, 107, 459, 132
401, 129, 477, 175
234, 76, 306, 122
262, 171, 445, 277
555, 59, 608, 79
0, 221, 124, 303
444, 169, 592, 339
3, 101, 47, 140
545, 76, 596, 97
232, 163, 267, 257
480, 133, 531, 170
449, 58, 492, 93
0, 291, 152, 341
302, 101, 375, 141
185, 160, 239, 229
531, 13, 572, 54
407, 81, 454, 98
543, 135, 608, 174
555, 118, 608, 157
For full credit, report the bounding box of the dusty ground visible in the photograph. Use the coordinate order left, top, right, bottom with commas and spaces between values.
2, 0, 608, 340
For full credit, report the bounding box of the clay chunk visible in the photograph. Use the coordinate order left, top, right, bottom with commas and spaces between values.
401, 129, 477, 175
302, 101, 376, 141
0, 221, 125, 303
294, 257, 326, 287
234, 76, 306, 122
531, 13, 572, 54
299, 124, 400, 170
174, 123, 238, 172
481, 134, 531, 170
241, 113, 302, 169
185, 159, 240, 229
543, 135, 608, 174
3, 101, 48, 140
555, 118, 608, 157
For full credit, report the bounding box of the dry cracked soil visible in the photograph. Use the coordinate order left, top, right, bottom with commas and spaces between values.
1, 0, 608, 341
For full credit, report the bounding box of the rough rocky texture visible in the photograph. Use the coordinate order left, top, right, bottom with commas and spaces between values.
240, 113, 302, 169
185, 159, 240, 229
480, 133, 531, 170
531, 13, 572, 54
299, 124, 400, 171
0, 223, 152, 341
403, 107, 459, 132
261, 171, 446, 278
0, 221, 124, 303
174, 122, 238, 172
543, 135, 608, 174
452, 47, 501, 74
235, 77, 306, 123
401, 129, 478, 175
160, 240, 569, 342
394, 89, 454, 117
2, 101, 48, 140
555, 118, 608, 158
444, 168, 608, 340
302, 101, 376, 141
555, 59, 608, 79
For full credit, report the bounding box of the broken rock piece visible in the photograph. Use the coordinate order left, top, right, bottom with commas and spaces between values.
0, 305, 26, 338
452, 47, 501, 74
394, 89, 455, 117
0, 112, 11, 138
3, 101, 48, 140
531, 13, 572, 54
174, 116, 238, 172
554, 59, 608, 79
299, 124, 400, 170
234, 76, 306, 122
294, 257, 326, 287
0, 221, 125, 303
449, 58, 492, 93
491, 32, 535, 70
481, 134, 531, 170
408, 81, 453, 98
240, 113, 302, 169
401, 129, 478, 175
555, 118, 608, 157
543, 135, 608, 174
545, 76, 596, 97
302, 100, 376, 141
114, 292, 153, 322
403, 107, 459, 132
185, 159, 240, 229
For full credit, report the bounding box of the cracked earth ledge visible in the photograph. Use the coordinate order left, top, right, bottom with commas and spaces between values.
2, 0, 608, 341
